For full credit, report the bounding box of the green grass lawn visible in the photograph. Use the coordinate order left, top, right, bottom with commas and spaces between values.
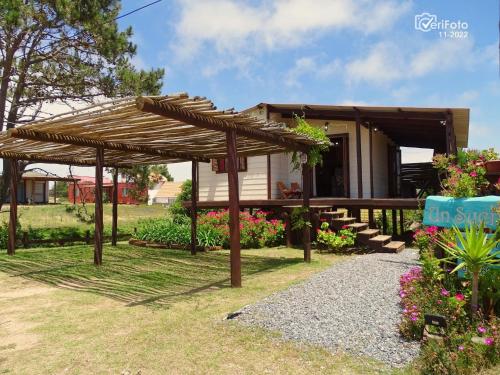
0, 244, 400, 374
0, 203, 168, 234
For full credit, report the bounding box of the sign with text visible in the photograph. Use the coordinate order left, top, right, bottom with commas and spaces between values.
423, 195, 500, 230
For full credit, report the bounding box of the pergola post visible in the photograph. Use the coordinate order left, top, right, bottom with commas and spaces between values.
190, 161, 198, 255
7, 159, 18, 255
94, 147, 104, 265
73, 181, 77, 204
53, 181, 57, 204
111, 168, 118, 246
226, 129, 241, 287
302, 160, 311, 263
355, 111, 363, 198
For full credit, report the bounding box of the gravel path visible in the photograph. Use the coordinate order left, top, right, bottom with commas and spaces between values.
236, 249, 421, 367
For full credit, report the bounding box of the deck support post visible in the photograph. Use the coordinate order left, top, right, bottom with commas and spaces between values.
382, 209, 387, 235
392, 209, 397, 236
53, 181, 57, 204
355, 111, 363, 198
399, 209, 404, 236
190, 161, 198, 255
368, 208, 374, 228
302, 160, 311, 263
94, 147, 104, 265
226, 129, 241, 287
7, 159, 18, 255
111, 168, 118, 246
369, 124, 374, 198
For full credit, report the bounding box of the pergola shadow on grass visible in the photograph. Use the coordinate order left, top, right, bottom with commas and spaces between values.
0, 245, 303, 307
0, 93, 324, 287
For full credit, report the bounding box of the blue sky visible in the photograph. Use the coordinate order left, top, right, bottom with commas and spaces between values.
28, 0, 500, 180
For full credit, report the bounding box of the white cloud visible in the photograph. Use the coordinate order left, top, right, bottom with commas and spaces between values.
172, 0, 412, 63
285, 56, 341, 87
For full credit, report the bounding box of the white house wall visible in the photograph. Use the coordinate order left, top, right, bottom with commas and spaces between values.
197, 110, 393, 201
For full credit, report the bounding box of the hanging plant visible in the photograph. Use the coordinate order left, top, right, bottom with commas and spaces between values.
290, 115, 330, 170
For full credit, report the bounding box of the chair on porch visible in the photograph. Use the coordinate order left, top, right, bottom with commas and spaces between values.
290, 182, 302, 198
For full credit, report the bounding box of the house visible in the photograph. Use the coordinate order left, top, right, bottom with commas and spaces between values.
148, 180, 183, 205
197, 103, 469, 201
4, 171, 77, 204
68, 175, 145, 204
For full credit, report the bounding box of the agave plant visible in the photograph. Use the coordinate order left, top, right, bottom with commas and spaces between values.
437, 222, 499, 314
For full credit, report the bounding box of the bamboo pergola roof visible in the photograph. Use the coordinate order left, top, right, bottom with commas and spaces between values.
0, 93, 323, 167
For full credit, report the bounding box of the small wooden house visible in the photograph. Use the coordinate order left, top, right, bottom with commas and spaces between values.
197, 103, 469, 201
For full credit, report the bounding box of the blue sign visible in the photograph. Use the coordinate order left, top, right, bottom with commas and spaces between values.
423, 195, 500, 230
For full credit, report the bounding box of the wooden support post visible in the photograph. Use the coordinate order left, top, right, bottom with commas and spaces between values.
355, 112, 363, 198
53, 181, 57, 204
111, 168, 118, 246
399, 209, 404, 236
368, 208, 374, 228
94, 147, 104, 265
369, 124, 374, 198
7, 159, 18, 255
392, 209, 397, 236
73, 181, 77, 204
302, 161, 311, 263
382, 209, 387, 235
190, 161, 198, 255
267, 154, 272, 199
226, 129, 241, 287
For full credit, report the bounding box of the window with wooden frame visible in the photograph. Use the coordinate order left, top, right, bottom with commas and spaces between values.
211, 157, 247, 173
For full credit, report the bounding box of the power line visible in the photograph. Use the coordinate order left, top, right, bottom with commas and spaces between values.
116, 0, 164, 20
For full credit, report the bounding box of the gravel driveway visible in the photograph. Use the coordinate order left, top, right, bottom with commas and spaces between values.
236, 249, 421, 367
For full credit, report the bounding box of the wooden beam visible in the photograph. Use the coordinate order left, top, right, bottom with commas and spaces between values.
7, 159, 18, 255
137, 97, 310, 153
302, 162, 312, 263
355, 112, 363, 198
94, 147, 104, 265
0, 150, 103, 167
190, 161, 198, 255
267, 154, 272, 199
111, 168, 118, 246
369, 125, 374, 198
226, 129, 241, 287
8, 128, 209, 163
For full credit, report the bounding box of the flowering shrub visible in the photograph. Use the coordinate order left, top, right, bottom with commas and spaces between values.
137, 210, 285, 249
316, 222, 356, 252
433, 149, 499, 198
198, 209, 285, 248
399, 250, 500, 373
413, 226, 439, 252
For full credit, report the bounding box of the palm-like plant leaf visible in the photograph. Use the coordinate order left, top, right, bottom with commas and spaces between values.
437, 222, 500, 274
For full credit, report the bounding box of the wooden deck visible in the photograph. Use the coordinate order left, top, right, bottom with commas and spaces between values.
183, 198, 423, 210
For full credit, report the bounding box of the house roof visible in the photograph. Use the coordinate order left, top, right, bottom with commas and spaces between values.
20, 170, 78, 182
0, 93, 326, 168
153, 181, 183, 199
247, 103, 470, 151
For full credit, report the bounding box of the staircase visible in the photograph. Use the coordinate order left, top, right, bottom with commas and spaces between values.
320, 211, 405, 253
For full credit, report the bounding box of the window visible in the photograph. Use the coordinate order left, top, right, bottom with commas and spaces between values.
211, 157, 247, 173
122, 188, 128, 197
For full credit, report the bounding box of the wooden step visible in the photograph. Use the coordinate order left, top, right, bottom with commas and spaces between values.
320, 211, 344, 220
357, 228, 380, 245
381, 241, 406, 253
346, 222, 368, 232
331, 217, 356, 230
368, 235, 392, 249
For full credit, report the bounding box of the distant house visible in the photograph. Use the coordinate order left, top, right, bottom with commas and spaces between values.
4, 171, 77, 204
148, 180, 183, 205
68, 175, 146, 204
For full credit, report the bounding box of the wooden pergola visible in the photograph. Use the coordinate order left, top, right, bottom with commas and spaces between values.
0, 93, 325, 287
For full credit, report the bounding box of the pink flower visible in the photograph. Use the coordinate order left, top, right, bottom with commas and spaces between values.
470, 171, 477, 177
458, 345, 464, 351
455, 293, 465, 301
477, 326, 486, 334
437, 300, 442, 305
341, 225, 349, 229
411, 316, 418, 321
441, 288, 450, 297
484, 338, 494, 346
